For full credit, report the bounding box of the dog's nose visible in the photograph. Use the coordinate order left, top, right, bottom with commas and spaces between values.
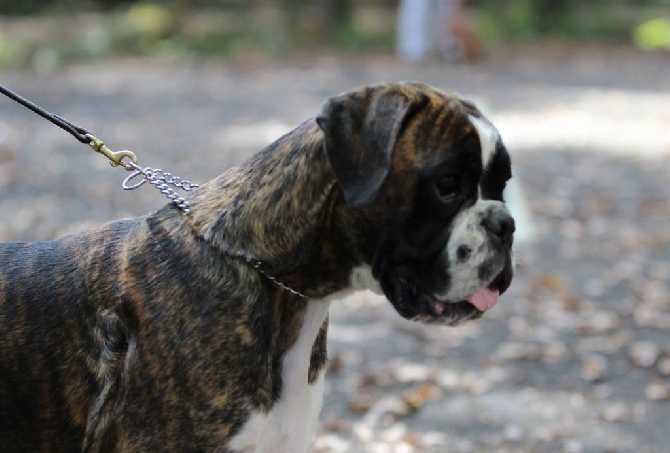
482, 210, 515, 246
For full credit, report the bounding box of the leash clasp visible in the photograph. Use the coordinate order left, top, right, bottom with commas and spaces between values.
85, 134, 138, 171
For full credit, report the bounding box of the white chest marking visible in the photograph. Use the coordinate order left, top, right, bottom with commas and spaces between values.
228, 300, 331, 453
350, 264, 383, 295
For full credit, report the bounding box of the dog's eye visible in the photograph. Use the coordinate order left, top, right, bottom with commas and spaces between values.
435, 175, 459, 200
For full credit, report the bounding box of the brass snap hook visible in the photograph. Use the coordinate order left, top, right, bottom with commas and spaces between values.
85, 134, 138, 170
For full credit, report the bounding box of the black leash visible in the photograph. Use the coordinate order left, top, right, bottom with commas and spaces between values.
0, 84, 92, 144
0, 82, 198, 213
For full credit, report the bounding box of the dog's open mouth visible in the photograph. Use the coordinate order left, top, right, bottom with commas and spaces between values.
433, 272, 506, 315
398, 272, 507, 326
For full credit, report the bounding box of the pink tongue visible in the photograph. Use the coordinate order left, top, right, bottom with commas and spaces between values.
467, 287, 500, 311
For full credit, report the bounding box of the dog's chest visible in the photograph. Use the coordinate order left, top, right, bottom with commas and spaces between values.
228, 300, 330, 453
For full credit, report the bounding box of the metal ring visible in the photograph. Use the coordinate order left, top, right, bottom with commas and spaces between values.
122, 170, 147, 190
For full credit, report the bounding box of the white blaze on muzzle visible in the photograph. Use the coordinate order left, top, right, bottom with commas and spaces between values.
437, 199, 510, 305
433, 113, 510, 309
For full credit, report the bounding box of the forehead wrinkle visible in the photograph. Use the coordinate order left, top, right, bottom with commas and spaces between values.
430, 101, 471, 153
407, 102, 449, 167
429, 105, 454, 147
468, 114, 499, 169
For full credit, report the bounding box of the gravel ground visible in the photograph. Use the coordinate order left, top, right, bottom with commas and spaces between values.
1, 46, 669, 452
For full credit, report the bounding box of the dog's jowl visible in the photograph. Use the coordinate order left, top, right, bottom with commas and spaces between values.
0, 82, 514, 452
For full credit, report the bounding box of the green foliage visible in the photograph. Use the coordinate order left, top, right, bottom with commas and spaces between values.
0, 0, 48, 16
473, 0, 668, 44
633, 18, 670, 50
0, 32, 28, 67
333, 27, 394, 53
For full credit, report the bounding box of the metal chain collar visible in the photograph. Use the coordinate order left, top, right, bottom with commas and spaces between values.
122, 162, 198, 215
90, 133, 305, 297
248, 259, 308, 299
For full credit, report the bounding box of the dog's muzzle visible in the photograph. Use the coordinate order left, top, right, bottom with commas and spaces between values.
375, 204, 515, 327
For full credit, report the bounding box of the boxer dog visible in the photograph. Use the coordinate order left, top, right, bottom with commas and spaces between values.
0, 82, 514, 452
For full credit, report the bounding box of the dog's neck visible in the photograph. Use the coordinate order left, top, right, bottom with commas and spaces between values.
183, 120, 362, 298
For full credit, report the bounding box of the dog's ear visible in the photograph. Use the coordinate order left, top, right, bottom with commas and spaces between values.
316, 84, 416, 207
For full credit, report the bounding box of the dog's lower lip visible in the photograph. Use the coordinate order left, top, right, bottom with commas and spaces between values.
429, 298, 446, 316
427, 296, 478, 317
397, 277, 498, 321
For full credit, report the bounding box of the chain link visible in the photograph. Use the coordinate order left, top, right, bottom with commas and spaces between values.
230, 257, 307, 299
122, 163, 198, 215
254, 266, 307, 299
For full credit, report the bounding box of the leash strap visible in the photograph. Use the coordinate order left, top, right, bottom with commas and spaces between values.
0, 82, 197, 213
0, 84, 91, 143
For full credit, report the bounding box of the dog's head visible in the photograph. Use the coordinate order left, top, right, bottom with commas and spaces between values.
317, 82, 514, 326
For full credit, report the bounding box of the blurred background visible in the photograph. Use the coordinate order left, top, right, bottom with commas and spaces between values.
0, 0, 670, 67
1, 1, 669, 452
